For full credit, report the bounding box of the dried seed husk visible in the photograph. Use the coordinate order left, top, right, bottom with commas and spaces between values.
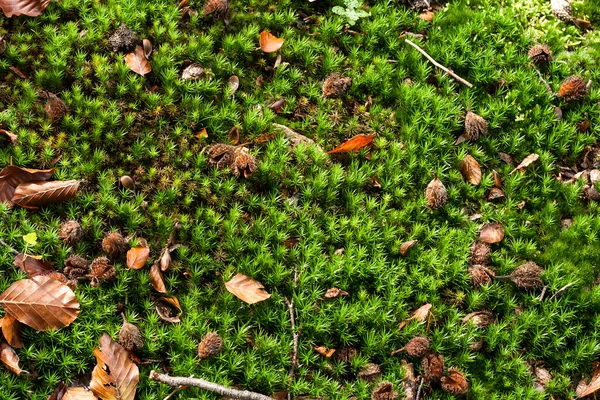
462, 310, 493, 328
425, 176, 448, 209
487, 187, 505, 201
371, 381, 397, 400
497, 262, 544, 289
393, 336, 429, 357
400, 239, 418, 256
464, 111, 488, 141
322, 73, 352, 98
461, 155, 481, 185
558, 75, 589, 103
102, 232, 128, 258
528, 44, 553, 65
58, 220, 84, 245
119, 315, 144, 351
468, 265, 495, 288
198, 332, 224, 359
422, 352, 444, 383
441, 368, 469, 395
470, 241, 491, 265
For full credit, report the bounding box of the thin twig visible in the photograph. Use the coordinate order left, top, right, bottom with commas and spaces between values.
163, 375, 194, 400
415, 376, 424, 400
0, 239, 18, 254
538, 285, 548, 302
284, 296, 299, 400
549, 282, 576, 301
534, 69, 555, 95
404, 39, 473, 88
150, 371, 272, 400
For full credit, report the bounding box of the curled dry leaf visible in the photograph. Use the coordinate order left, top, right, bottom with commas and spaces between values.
0, 0, 51, 17
441, 368, 469, 395
328, 134, 374, 154
224, 273, 271, 304
0, 275, 80, 331
492, 170, 502, 187
149, 263, 167, 293
0, 165, 54, 204
125, 45, 152, 76
259, 30, 284, 53
11, 180, 80, 208
399, 303, 432, 330
577, 362, 600, 398
119, 316, 144, 352
461, 155, 481, 185
314, 346, 335, 358
14, 253, 54, 277
0, 314, 23, 348
510, 153, 539, 174
479, 223, 504, 244
464, 111, 488, 141
155, 296, 182, 323
0, 129, 17, 146
323, 287, 349, 299
400, 239, 418, 256
142, 38, 152, 58
0, 343, 27, 375
126, 245, 150, 270
228, 75, 239, 94
90, 333, 139, 400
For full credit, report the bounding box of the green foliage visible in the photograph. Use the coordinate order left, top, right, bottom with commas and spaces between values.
332, 0, 371, 26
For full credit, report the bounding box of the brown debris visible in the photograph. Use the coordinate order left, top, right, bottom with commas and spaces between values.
335, 346, 358, 363
528, 44, 553, 65
425, 176, 448, 209
43, 92, 69, 124
400, 240, 418, 256
119, 316, 144, 352
198, 332, 224, 359
371, 381, 397, 400
59, 220, 84, 245
206, 144, 257, 178
497, 262, 544, 289
558, 75, 589, 102
322, 73, 352, 98
108, 24, 141, 53
462, 310, 493, 328
470, 241, 491, 265
203, 0, 228, 18
441, 368, 469, 395
468, 265, 495, 288
324, 287, 349, 299
357, 363, 381, 381
102, 232, 128, 258
422, 352, 444, 383
89, 257, 116, 287
64, 255, 90, 280
181, 63, 205, 80
464, 111, 488, 141
393, 336, 430, 358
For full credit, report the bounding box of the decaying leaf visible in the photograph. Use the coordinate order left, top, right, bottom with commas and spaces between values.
228, 75, 240, 94
155, 296, 182, 323
125, 45, 152, 76
327, 134, 374, 154
462, 310, 493, 329
358, 363, 381, 381
118, 315, 144, 352
0, 314, 23, 348
371, 381, 397, 400
461, 155, 481, 185
0, 165, 54, 204
149, 263, 167, 293
577, 362, 600, 398
400, 240, 418, 256
510, 153, 539, 174
0, 0, 51, 17
63, 387, 97, 400
14, 253, 54, 277
464, 111, 488, 141
90, 333, 139, 400
0, 275, 80, 331
425, 176, 448, 209
399, 303, 432, 330
323, 288, 349, 299
11, 180, 80, 208
126, 245, 150, 270
487, 187, 505, 202
142, 38, 152, 58
268, 97, 286, 113
0, 129, 17, 146
224, 273, 271, 304
479, 223, 504, 244
0, 343, 27, 375
259, 30, 284, 53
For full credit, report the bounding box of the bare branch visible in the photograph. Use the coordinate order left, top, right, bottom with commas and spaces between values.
0, 239, 18, 254
534, 69, 555, 95
284, 296, 299, 396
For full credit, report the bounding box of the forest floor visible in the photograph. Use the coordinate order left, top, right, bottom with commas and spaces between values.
1, 0, 600, 399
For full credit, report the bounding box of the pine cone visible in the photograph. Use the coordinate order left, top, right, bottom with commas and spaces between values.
119, 317, 144, 351
108, 24, 141, 53
425, 176, 448, 209
322, 73, 352, 98
422, 352, 444, 383
371, 381, 397, 400
528, 44, 553, 65
207, 144, 257, 178
402, 336, 430, 357
558, 75, 589, 103
89, 257, 116, 287
102, 232, 128, 258
198, 332, 224, 359
441, 368, 469, 395
464, 111, 488, 141
470, 241, 491, 265
58, 220, 84, 245
357, 363, 381, 381
43, 92, 68, 124
203, 0, 228, 19
468, 265, 495, 288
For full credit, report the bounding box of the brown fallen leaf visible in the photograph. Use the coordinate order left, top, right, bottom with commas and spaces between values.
0, 165, 54, 203
8, 66, 27, 79
399, 303, 432, 330
0, 314, 23, 348
461, 155, 481, 185
418, 10, 434, 21
126, 245, 150, 270
313, 346, 336, 358
327, 134, 374, 154
400, 239, 418, 256
323, 288, 349, 299
228, 126, 240, 145
479, 223, 504, 244
441, 368, 469, 395
142, 38, 152, 58
228, 75, 239, 94
0, 343, 27, 375
63, 387, 97, 400
125, 45, 152, 76
577, 362, 600, 398
90, 333, 139, 400
0, 129, 17, 146
558, 75, 589, 102
425, 176, 448, 209
11, 180, 80, 208
155, 296, 182, 323
268, 97, 286, 113
149, 263, 167, 293
487, 187, 505, 202
492, 170, 502, 187
47, 382, 68, 400
0, 275, 80, 331
224, 273, 271, 304
13, 253, 54, 277
259, 30, 284, 53
510, 153, 539, 174
0, 0, 50, 17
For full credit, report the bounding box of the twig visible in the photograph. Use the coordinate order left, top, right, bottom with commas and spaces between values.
549, 282, 576, 301
149, 371, 272, 400
537, 285, 548, 301
0, 239, 18, 254
534, 69, 555, 95
284, 296, 299, 400
404, 39, 473, 88
163, 375, 193, 400
415, 376, 424, 400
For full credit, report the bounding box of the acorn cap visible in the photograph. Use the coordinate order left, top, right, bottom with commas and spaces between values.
119, 315, 144, 351
58, 220, 84, 245
464, 111, 488, 141
528, 44, 553, 65
102, 232, 128, 258
198, 332, 224, 359
470, 241, 491, 265
322, 73, 352, 98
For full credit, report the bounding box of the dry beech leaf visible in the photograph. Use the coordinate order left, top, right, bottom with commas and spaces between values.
0, 314, 23, 348
259, 30, 284, 53
324, 288, 349, 299
225, 273, 271, 304
268, 97, 286, 113
400, 239, 418, 256
47, 383, 68, 400
142, 39, 152, 59
63, 387, 97, 400
479, 223, 504, 244
492, 170, 502, 187
125, 45, 151, 76
461, 155, 481, 185
577, 362, 600, 398
418, 10, 434, 21
228, 75, 239, 94
510, 153, 539, 174
399, 303, 432, 330
14, 253, 54, 277
159, 248, 172, 272
0, 343, 27, 375
425, 176, 448, 209
155, 296, 182, 323
314, 346, 336, 357
126, 246, 150, 270
328, 134, 374, 154
90, 333, 139, 400
12, 180, 80, 208
0, 165, 54, 204
0, 129, 17, 146
149, 264, 167, 294
0, 0, 51, 17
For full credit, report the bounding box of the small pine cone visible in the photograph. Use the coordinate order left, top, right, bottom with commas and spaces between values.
207, 144, 257, 178
44, 92, 69, 124
464, 111, 488, 141
470, 241, 491, 265
203, 0, 228, 19
402, 336, 430, 357
441, 368, 469, 395
198, 332, 224, 359
509, 262, 544, 289
119, 317, 144, 351
551, 0, 573, 22
58, 220, 84, 245
322, 73, 352, 98
102, 232, 128, 258
90, 257, 116, 286
425, 176, 448, 209
558, 75, 589, 103
468, 265, 495, 288
64, 255, 90, 280
422, 352, 444, 383
528, 44, 553, 65
462, 310, 493, 328
108, 24, 141, 53
357, 363, 381, 381
371, 381, 397, 400
335, 346, 358, 363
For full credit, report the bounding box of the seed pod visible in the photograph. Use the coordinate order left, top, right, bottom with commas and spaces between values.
558, 75, 589, 103
102, 232, 128, 258
422, 352, 444, 383
203, 0, 228, 19
89, 257, 116, 287
468, 265, 495, 288
357, 363, 381, 381
470, 241, 491, 265
198, 332, 224, 359
119, 175, 135, 190
585, 185, 600, 202
181, 63, 205, 80
461, 155, 481, 185
462, 310, 493, 328
497, 262, 544, 289
441, 368, 469, 395
551, 0, 573, 21
119, 315, 144, 351
425, 176, 448, 209
528, 44, 553, 65
43, 92, 68, 124
108, 24, 141, 53
63, 255, 90, 281
58, 220, 84, 245
206, 144, 257, 178
464, 111, 488, 141
402, 336, 430, 357
322, 73, 352, 98
371, 381, 397, 400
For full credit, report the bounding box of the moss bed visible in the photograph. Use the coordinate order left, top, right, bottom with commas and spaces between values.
1, 0, 600, 398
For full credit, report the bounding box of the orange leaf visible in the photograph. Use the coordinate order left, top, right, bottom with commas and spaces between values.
63, 387, 97, 400
259, 30, 284, 53
90, 333, 139, 400
0, 314, 23, 348
418, 10, 434, 21
327, 134, 375, 154
224, 273, 271, 304
314, 346, 336, 357
149, 263, 167, 293
479, 223, 504, 244
125, 45, 152, 76
0, 343, 27, 375
126, 246, 150, 270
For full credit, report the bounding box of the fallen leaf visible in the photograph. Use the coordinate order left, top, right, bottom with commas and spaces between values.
228, 75, 239, 94
399, 303, 432, 330
510, 153, 539, 174
577, 362, 600, 398
327, 134, 374, 154
498, 152, 514, 166
0, 129, 17, 146
47, 383, 68, 400
90, 333, 139, 400
479, 223, 504, 244
149, 264, 167, 293
0, 343, 26, 375
314, 346, 336, 357
425, 176, 448, 209
268, 97, 286, 113
418, 10, 434, 21
461, 155, 481, 185
400, 240, 418, 256
195, 128, 208, 139
492, 170, 502, 187
259, 30, 284, 53
126, 245, 150, 270
0, 165, 54, 203
11, 180, 80, 208
8, 66, 27, 79
155, 296, 182, 323
14, 253, 54, 277
487, 187, 505, 201
323, 288, 349, 299
125, 45, 151, 76
142, 39, 152, 58
228, 126, 240, 145
224, 273, 271, 304
0, 0, 51, 17
441, 368, 469, 395
0, 314, 23, 348
63, 387, 97, 400
0, 275, 80, 331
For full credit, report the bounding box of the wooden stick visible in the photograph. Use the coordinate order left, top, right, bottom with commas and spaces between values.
284, 296, 299, 395
404, 39, 473, 88
0, 239, 18, 254
534, 69, 555, 95
149, 371, 272, 400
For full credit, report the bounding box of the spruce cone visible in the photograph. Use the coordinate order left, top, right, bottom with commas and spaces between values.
43, 92, 68, 124
203, 0, 228, 19
470, 241, 491, 265
441, 368, 469, 395
371, 381, 397, 400
499, 262, 544, 289
89, 257, 116, 287
357, 363, 381, 381
425, 176, 448, 209
402, 336, 430, 357
322, 73, 352, 98
464, 111, 488, 141
468, 265, 495, 288
119, 316, 144, 351
58, 220, 84, 245
108, 24, 141, 53
528, 44, 553, 65
558, 75, 589, 103
198, 332, 224, 359
102, 232, 128, 258
422, 352, 444, 383
206, 144, 257, 178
